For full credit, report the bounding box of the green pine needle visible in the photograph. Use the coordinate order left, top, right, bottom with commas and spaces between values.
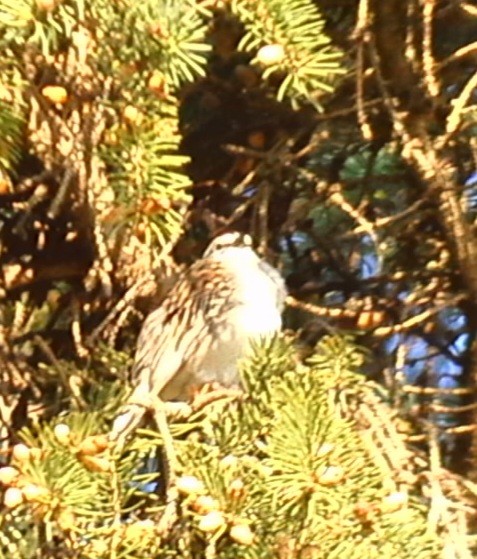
231, 0, 344, 109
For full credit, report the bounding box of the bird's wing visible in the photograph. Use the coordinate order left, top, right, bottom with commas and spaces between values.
110, 258, 237, 440
111, 258, 236, 442
129, 257, 237, 399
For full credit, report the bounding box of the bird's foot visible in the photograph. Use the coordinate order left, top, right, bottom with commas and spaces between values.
191, 383, 243, 412
157, 484, 179, 536
163, 401, 193, 421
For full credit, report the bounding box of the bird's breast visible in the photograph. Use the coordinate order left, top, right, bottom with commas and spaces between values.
162, 254, 285, 399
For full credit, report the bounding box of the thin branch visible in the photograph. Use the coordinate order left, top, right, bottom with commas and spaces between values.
439, 41, 477, 69
422, 0, 440, 98
355, 0, 373, 140
446, 70, 477, 135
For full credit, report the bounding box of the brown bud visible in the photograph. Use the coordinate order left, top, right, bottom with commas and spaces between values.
228, 478, 245, 499
316, 465, 345, 486
148, 72, 168, 97
4, 487, 23, 508
357, 310, 385, 329
80, 455, 112, 473
256, 44, 285, 66
198, 511, 226, 533
54, 423, 71, 445
247, 131, 265, 149
0, 178, 12, 194
140, 197, 171, 215
123, 105, 143, 125
230, 523, 254, 545
0, 466, 20, 486
354, 501, 378, 524
42, 85, 68, 105
190, 495, 220, 514
176, 475, 205, 496
12, 444, 31, 463
22, 483, 49, 502
380, 491, 408, 513
78, 440, 98, 455
78, 435, 110, 456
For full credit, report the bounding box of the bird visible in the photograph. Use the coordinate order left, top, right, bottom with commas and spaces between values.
110, 231, 287, 444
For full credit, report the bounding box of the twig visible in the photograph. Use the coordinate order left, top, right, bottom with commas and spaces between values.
461, 2, 477, 17
422, 0, 440, 98
373, 307, 440, 337
427, 425, 445, 530
367, 37, 409, 141
439, 41, 477, 69
48, 167, 75, 219
89, 237, 176, 343
285, 295, 355, 320
336, 199, 425, 239
89, 273, 155, 343
401, 385, 475, 396
33, 335, 84, 409
71, 297, 89, 359
446, 70, 477, 135
256, 181, 270, 256
355, 0, 373, 140
328, 183, 380, 256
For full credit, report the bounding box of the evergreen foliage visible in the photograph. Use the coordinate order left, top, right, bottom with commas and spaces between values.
0, 336, 442, 558
232, 0, 343, 107
101, 101, 191, 248
0, 0, 86, 54
1, 0, 477, 557
0, 101, 24, 173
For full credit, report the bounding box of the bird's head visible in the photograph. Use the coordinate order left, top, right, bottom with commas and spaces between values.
203, 232, 253, 258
